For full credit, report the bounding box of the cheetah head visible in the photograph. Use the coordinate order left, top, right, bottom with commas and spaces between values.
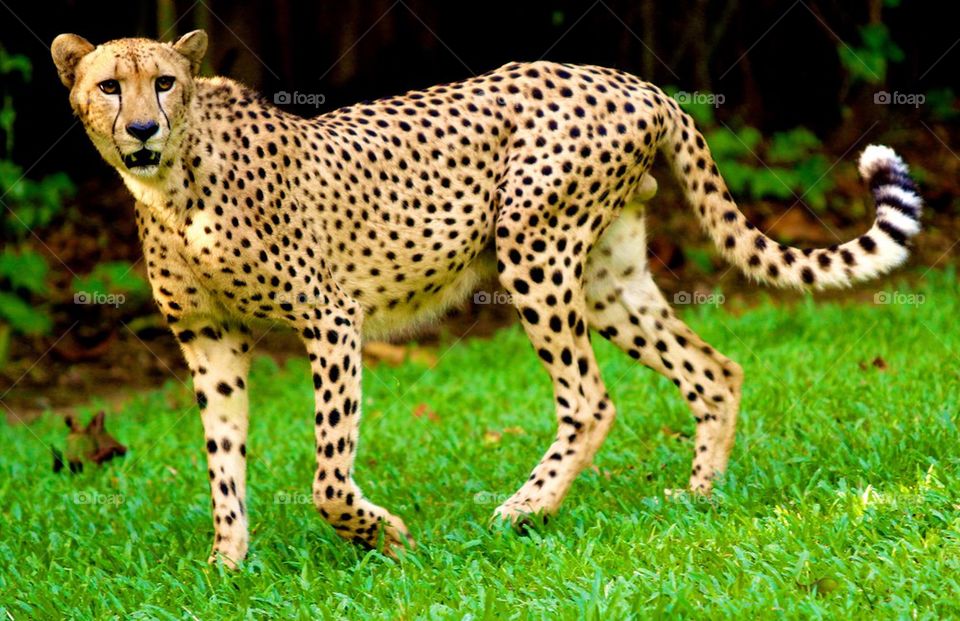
51, 31, 207, 179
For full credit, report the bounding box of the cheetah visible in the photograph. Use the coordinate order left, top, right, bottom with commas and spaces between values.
52, 30, 922, 567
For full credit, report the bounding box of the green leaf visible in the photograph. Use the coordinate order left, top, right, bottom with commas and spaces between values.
839, 46, 885, 84
681, 99, 716, 127
0, 168, 73, 234
704, 127, 760, 161
0, 48, 32, 81
684, 247, 716, 274
793, 155, 834, 212
749, 168, 796, 200
925, 88, 959, 122
0, 99, 15, 142
72, 261, 150, 299
0, 291, 50, 334
839, 24, 904, 84
715, 160, 755, 195
0, 159, 25, 195
0, 248, 48, 294
768, 128, 822, 163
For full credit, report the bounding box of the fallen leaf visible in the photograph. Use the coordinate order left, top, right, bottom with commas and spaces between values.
483, 430, 502, 445
503, 426, 525, 435
661, 426, 689, 440
408, 347, 439, 368
859, 356, 889, 372
363, 341, 406, 366
412, 403, 439, 422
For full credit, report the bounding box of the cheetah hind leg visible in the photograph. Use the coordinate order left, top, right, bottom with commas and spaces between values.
584, 203, 742, 495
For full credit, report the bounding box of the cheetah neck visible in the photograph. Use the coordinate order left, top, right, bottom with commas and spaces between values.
120, 171, 172, 218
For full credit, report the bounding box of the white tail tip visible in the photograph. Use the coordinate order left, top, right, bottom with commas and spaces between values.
858, 144, 907, 180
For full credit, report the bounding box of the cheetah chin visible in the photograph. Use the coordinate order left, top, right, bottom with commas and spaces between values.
53, 29, 922, 568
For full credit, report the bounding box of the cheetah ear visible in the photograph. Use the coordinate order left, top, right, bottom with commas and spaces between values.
172, 30, 208, 75
51, 33, 95, 88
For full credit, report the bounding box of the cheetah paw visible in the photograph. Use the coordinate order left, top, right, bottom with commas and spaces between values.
207, 545, 246, 570
384, 516, 416, 558
491, 500, 550, 534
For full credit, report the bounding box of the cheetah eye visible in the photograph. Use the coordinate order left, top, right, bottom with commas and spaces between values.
98, 79, 120, 95
156, 76, 176, 92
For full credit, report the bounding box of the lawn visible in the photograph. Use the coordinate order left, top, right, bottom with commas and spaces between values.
1, 269, 958, 619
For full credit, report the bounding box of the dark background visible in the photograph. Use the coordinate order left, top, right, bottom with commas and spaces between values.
3, 0, 956, 176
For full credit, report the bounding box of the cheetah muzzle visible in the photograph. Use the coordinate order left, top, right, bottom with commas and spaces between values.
52, 30, 923, 568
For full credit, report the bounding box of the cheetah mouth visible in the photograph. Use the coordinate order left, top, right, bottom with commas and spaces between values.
122, 148, 161, 169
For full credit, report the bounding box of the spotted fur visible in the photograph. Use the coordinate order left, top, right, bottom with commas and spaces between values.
52, 30, 922, 567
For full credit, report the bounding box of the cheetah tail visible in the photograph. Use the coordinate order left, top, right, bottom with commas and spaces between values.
662, 105, 922, 290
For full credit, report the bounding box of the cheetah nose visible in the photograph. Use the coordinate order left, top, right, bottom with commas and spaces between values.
126, 120, 159, 142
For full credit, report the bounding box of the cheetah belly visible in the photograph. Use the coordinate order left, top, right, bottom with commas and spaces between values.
359, 249, 496, 339
335, 219, 498, 339
585, 203, 651, 305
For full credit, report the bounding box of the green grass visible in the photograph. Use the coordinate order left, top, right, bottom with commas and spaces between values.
2, 269, 959, 619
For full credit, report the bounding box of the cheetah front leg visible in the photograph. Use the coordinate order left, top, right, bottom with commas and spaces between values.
300, 309, 413, 555
175, 320, 254, 568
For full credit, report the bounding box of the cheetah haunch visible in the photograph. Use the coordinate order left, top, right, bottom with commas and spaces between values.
53, 31, 922, 567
